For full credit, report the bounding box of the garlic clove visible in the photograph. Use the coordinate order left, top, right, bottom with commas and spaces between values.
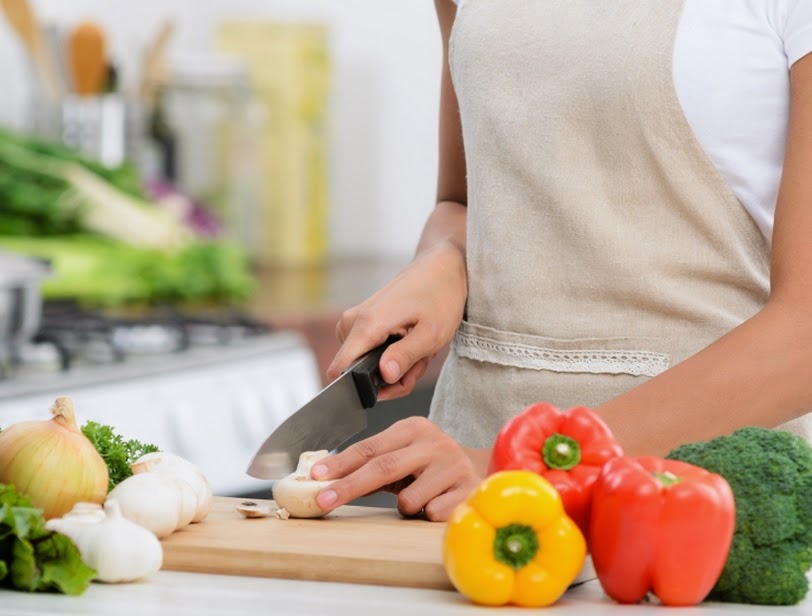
107, 473, 181, 538
271, 451, 336, 519
130, 451, 187, 474
181, 465, 212, 523
170, 476, 199, 529
236, 501, 273, 518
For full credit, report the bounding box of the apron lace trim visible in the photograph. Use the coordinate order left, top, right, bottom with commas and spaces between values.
454, 328, 670, 377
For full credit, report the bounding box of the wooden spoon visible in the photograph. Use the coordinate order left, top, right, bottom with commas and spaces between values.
139, 20, 174, 105
68, 20, 107, 97
0, 0, 61, 101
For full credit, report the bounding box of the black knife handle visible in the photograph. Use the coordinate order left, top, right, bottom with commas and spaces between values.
351, 336, 399, 408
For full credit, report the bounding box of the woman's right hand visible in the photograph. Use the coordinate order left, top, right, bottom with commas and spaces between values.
327, 240, 467, 400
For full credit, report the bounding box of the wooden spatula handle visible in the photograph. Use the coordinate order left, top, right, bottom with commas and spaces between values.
68, 20, 107, 97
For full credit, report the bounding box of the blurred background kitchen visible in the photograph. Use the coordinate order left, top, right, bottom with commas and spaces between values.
0, 0, 443, 505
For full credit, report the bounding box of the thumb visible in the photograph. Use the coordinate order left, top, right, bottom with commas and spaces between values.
379, 328, 436, 384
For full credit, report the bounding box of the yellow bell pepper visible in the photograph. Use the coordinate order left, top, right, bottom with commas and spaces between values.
442, 470, 586, 607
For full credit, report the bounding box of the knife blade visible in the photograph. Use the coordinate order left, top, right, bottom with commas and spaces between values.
246, 336, 397, 479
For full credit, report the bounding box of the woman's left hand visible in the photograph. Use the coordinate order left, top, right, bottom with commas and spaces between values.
309, 416, 489, 521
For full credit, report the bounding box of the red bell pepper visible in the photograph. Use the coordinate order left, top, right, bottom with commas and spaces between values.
488, 403, 623, 539
589, 456, 735, 607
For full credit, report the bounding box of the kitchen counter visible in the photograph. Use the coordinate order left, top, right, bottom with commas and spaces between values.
2, 259, 791, 615
0, 572, 809, 615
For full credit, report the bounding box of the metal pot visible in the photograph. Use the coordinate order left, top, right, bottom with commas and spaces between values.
0, 251, 51, 361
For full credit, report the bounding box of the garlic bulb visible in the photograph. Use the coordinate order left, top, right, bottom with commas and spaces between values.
68, 502, 107, 520
45, 501, 106, 542
76, 499, 163, 583
131, 451, 212, 523
0, 396, 109, 519
107, 451, 213, 537
272, 450, 336, 519
107, 473, 181, 538
170, 476, 199, 529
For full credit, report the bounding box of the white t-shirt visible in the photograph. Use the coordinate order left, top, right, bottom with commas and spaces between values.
450, 0, 812, 245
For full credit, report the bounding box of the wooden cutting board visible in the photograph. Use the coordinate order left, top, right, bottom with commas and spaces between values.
160, 496, 453, 590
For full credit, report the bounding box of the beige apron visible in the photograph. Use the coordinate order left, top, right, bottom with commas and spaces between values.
429, 0, 810, 447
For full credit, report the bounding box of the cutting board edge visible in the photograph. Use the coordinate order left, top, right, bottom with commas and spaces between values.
161, 545, 454, 591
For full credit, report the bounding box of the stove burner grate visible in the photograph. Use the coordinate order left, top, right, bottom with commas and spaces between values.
25, 300, 273, 372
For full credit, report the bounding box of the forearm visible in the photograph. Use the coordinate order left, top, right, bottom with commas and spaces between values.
597, 300, 812, 456
421, 0, 467, 261
415, 200, 467, 260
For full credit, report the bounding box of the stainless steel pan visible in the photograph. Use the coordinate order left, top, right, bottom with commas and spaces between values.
0, 251, 51, 360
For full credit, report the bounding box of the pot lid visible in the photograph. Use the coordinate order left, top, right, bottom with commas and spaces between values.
0, 251, 52, 286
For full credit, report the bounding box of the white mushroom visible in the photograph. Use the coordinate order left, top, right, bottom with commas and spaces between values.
235, 500, 274, 519
271, 450, 336, 519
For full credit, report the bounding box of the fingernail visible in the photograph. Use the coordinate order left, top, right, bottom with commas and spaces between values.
385, 360, 401, 381
311, 464, 328, 480
317, 489, 337, 508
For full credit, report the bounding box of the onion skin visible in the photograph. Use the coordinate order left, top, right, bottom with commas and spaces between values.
0, 397, 109, 519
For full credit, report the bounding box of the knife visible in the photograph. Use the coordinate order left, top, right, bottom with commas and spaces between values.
246, 336, 398, 479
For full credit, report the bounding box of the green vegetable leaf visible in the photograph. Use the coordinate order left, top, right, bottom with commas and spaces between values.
0, 235, 253, 307
10, 536, 38, 591
81, 421, 160, 490
0, 484, 94, 595
0, 504, 38, 541
35, 533, 96, 596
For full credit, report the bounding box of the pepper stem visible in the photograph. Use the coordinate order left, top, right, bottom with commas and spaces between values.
494, 524, 539, 570
653, 471, 682, 487
542, 433, 581, 470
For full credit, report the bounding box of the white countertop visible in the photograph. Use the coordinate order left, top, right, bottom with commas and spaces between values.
0, 571, 809, 616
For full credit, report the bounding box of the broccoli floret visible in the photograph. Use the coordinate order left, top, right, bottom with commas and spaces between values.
666, 426, 812, 605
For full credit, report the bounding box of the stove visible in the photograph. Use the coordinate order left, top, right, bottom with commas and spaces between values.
0, 302, 322, 497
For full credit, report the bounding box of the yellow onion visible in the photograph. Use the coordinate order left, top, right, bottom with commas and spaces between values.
0, 396, 108, 519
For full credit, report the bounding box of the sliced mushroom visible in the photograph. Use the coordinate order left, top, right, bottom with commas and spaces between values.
235, 501, 274, 518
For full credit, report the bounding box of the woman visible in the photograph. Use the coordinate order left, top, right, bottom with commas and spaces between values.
309, 0, 812, 521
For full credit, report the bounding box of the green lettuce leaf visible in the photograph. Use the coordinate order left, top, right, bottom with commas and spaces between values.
0, 484, 94, 595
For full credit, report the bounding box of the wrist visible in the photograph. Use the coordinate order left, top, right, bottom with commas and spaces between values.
463, 447, 492, 478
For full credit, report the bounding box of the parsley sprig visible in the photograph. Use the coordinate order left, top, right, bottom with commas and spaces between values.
80, 422, 159, 491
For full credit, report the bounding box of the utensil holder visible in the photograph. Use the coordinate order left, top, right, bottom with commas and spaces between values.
28, 94, 145, 169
